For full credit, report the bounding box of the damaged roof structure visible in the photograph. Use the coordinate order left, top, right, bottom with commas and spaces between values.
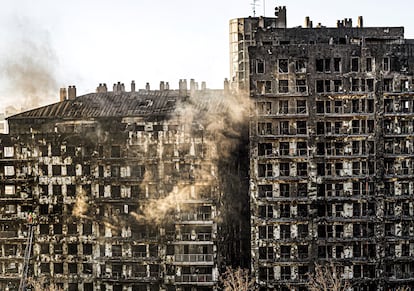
238, 6, 414, 291
0, 79, 249, 291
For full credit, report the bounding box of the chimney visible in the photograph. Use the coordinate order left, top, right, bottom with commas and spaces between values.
344, 18, 352, 28
190, 79, 195, 91
160, 81, 165, 91
304, 16, 310, 28
190, 79, 196, 97
59, 88, 67, 101
357, 16, 363, 28
96, 83, 108, 93
179, 79, 188, 97
121, 83, 125, 92
113, 83, 117, 92
275, 6, 287, 28
201, 81, 206, 91
131, 80, 136, 92
224, 78, 230, 94
165, 82, 170, 90
68, 86, 77, 100
145, 82, 150, 91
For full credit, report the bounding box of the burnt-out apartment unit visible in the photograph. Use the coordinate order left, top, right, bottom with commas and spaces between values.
244, 6, 414, 291
0, 80, 248, 291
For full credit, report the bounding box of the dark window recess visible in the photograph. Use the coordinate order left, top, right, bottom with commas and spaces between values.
383, 57, 390, 71
258, 163, 273, 178
40, 146, 48, 157
39, 204, 49, 215
351, 57, 359, 72
83, 184, 91, 195
258, 184, 273, 198
384, 78, 393, 92
54, 224, 62, 234
83, 165, 91, 175
278, 59, 288, 73
111, 146, 121, 158
83, 223, 92, 235
258, 143, 272, 156
296, 80, 307, 93
295, 60, 306, 73
280, 183, 290, 197
68, 283, 78, 291
66, 146, 76, 156
316, 80, 324, 93
67, 185, 76, 197
54, 263, 63, 274
131, 165, 145, 177
334, 58, 341, 72
68, 223, 78, 235
316, 59, 324, 72
83, 263, 93, 274
316, 101, 324, 113
68, 243, 78, 255
297, 121, 307, 134
279, 80, 289, 93
83, 244, 92, 255
111, 185, 121, 198
51, 144, 61, 156
257, 59, 265, 73
68, 263, 78, 274
39, 224, 49, 235
40, 263, 50, 274
111, 165, 120, 177
40, 185, 48, 195
366, 58, 372, 72
54, 244, 63, 254
53, 185, 62, 196
66, 165, 75, 176
52, 165, 61, 176
40, 243, 49, 254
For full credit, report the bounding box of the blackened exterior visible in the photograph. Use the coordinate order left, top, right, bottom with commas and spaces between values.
247, 12, 414, 291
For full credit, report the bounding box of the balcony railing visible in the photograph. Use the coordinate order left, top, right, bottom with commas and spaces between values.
180, 213, 211, 221
180, 233, 212, 241
175, 274, 213, 283
174, 254, 213, 262
0, 231, 18, 238
132, 252, 147, 258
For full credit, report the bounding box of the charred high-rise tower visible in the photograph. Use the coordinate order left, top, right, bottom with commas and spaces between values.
242, 7, 414, 291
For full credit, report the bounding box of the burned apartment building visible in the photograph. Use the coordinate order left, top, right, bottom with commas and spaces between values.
241, 7, 414, 291
0, 80, 249, 291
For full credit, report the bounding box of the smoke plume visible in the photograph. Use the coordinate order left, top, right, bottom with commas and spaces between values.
134, 89, 251, 224
0, 16, 59, 112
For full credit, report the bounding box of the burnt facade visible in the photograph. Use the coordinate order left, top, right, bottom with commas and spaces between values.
246, 8, 414, 291
0, 81, 248, 291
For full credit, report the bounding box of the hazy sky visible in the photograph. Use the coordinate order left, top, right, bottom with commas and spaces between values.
1, 0, 413, 113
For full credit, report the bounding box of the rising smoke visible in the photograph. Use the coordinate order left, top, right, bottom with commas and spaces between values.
0, 16, 60, 112
131, 89, 252, 225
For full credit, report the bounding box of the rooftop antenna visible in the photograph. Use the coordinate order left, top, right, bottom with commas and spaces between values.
251, 0, 259, 17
